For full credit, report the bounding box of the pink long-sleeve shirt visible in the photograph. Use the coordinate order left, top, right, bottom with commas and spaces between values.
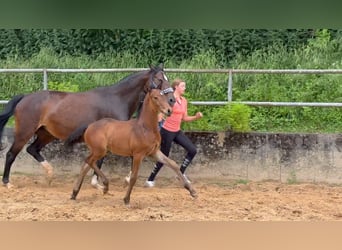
162, 97, 187, 132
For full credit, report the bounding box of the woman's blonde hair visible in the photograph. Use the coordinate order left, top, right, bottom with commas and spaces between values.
172, 78, 185, 89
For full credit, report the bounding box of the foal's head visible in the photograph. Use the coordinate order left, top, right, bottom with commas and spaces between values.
148, 89, 173, 117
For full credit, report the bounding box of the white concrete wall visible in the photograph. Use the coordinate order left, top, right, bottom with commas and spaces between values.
2, 128, 342, 184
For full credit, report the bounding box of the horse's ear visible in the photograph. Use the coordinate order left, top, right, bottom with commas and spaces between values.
158, 63, 164, 70
149, 64, 157, 71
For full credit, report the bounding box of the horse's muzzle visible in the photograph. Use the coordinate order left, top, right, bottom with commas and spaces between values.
165, 108, 173, 117
168, 97, 176, 107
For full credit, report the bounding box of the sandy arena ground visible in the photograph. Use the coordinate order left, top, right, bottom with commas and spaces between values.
1, 172, 342, 221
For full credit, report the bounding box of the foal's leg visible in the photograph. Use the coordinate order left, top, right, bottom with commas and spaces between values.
26, 128, 56, 185
90, 161, 109, 194
71, 158, 109, 200
71, 162, 91, 200
124, 156, 133, 185
154, 150, 197, 198
90, 157, 105, 189
123, 155, 142, 206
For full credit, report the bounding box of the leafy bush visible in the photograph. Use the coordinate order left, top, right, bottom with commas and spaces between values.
209, 103, 251, 132
182, 103, 252, 132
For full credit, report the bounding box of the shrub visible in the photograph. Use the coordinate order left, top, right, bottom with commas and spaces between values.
211, 103, 252, 132
183, 103, 252, 132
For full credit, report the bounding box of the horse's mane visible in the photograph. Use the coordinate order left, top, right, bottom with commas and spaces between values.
116, 71, 146, 86
92, 65, 163, 94
114, 65, 163, 87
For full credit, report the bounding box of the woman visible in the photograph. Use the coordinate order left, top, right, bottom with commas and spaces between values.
145, 78, 203, 187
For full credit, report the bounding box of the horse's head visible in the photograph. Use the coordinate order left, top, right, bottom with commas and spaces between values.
149, 89, 173, 117
147, 63, 176, 107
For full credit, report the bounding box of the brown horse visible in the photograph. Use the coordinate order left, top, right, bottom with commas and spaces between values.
0, 64, 175, 188
65, 89, 197, 206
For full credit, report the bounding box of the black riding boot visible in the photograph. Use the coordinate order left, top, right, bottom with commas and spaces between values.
147, 162, 163, 182
180, 158, 191, 174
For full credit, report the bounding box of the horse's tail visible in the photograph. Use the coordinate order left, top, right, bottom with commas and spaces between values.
0, 94, 25, 150
64, 124, 89, 147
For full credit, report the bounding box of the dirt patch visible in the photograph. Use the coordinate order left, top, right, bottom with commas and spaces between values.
1, 173, 342, 221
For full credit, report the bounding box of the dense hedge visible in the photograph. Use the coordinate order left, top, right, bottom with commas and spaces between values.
0, 29, 328, 66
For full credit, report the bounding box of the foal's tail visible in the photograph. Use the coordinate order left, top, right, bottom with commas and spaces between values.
0, 94, 25, 150
64, 124, 89, 147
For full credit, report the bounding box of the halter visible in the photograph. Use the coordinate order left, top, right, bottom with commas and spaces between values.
160, 87, 174, 95
151, 81, 158, 89
150, 71, 169, 90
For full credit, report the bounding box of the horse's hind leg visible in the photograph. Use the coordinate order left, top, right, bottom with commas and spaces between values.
3, 139, 29, 187
26, 127, 56, 185
154, 150, 197, 198
2, 120, 37, 187
2, 119, 37, 187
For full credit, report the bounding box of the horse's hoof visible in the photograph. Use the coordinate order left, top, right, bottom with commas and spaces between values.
3, 182, 14, 189
91, 175, 98, 186
123, 197, 130, 207
96, 183, 104, 190
47, 170, 53, 178
71, 190, 80, 200
91, 182, 104, 190
46, 177, 53, 186
190, 190, 198, 198
91, 177, 104, 190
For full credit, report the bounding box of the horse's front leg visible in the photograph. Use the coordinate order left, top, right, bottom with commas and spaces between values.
154, 150, 197, 198
123, 156, 142, 206
26, 131, 55, 186
71, 162, 91, 200
124, 156, 134, 186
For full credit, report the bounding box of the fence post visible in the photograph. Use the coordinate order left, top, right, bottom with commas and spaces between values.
43, 69, 48, 90
228, 70, 233, 102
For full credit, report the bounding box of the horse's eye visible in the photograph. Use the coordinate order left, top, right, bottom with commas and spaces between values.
155, 78, 162, 85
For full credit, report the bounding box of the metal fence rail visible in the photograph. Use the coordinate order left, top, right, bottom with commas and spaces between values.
1, 68, 342, 107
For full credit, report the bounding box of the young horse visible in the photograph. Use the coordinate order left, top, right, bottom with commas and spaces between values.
65, 89, 197, 206
0, 64, 175, 188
